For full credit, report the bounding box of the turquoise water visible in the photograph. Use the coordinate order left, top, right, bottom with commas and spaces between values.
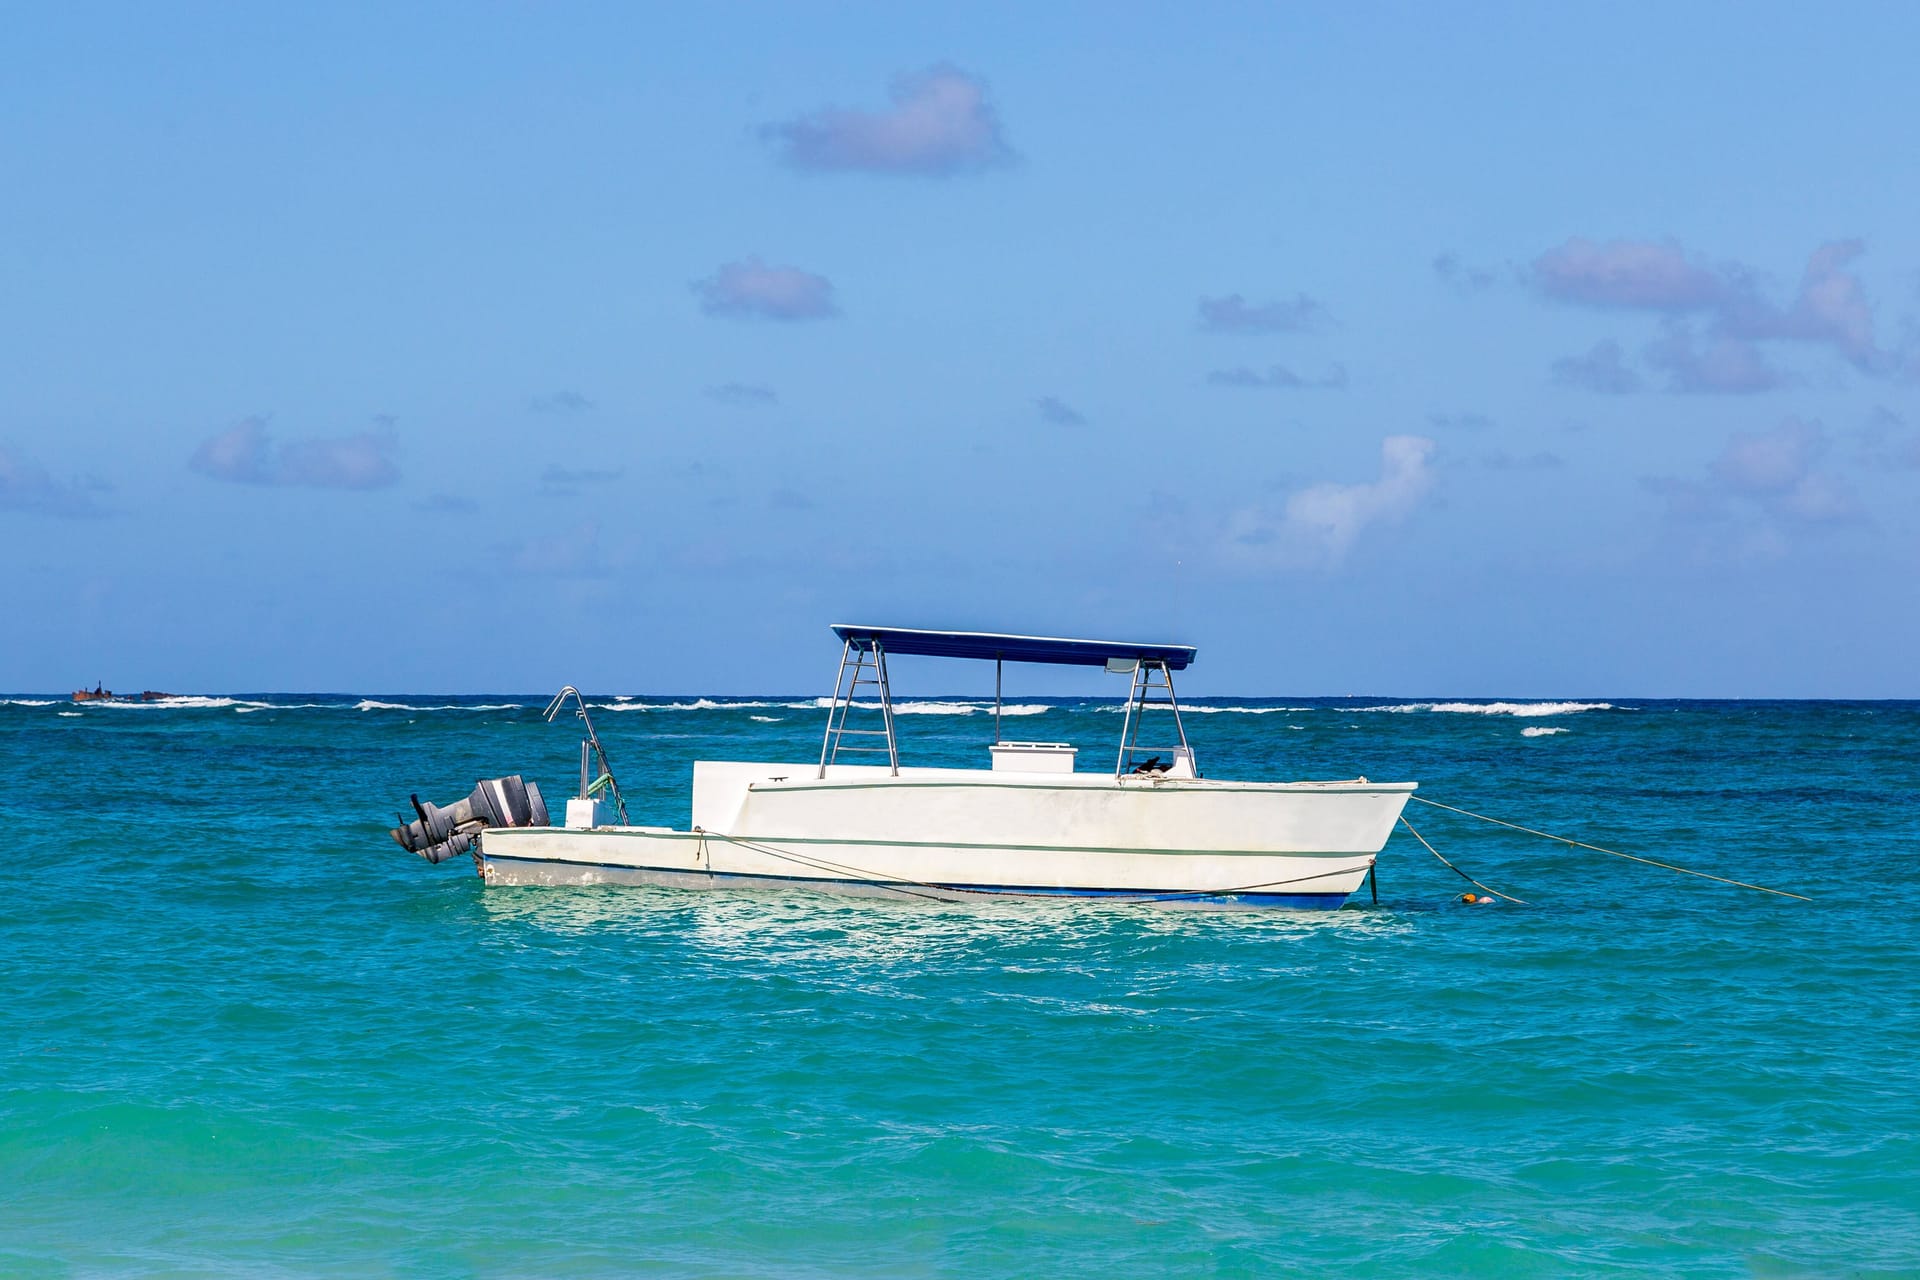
3, 695, 1916, 1277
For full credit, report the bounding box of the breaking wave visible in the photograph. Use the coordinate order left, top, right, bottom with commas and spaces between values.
27, 694, 1618, 722
596, 699, 789, 712
1357, 701, 1615, 717
354, 700, 521, 712
895, 701, 1049, 716
99, 696, 269, 710
590, 698, 1054, 716
1090, 703, 1315, 715
1169, 704, 1317, 715
1521, 726, 1571, 737
795, 698, 1048, 716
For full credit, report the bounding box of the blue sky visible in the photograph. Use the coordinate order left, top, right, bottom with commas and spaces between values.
3, 3, 1917, 696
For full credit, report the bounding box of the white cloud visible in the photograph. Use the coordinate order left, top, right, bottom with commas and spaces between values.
705, 382, 778, 406
1225, 435, 1437, 567
1531, 238, 1732, 311
1207, 363, 1348, 390
0, 445, 108, 517
1035, 395, 1086, 426
1719, 240, 1878, 365
761, 65, 1012, 176
1710, 419, 1859, 523
1427, 411, 1494, 431
1284, 436, 1437, 556
529, 390, 593, 413
189, 416, 400, 489
1644, 325, 1781, 394
1432, 252, 1500, 294
1851, 406, 1920, 469
1532, 237, 1888, 389
1650, 418, 1862, 545
1196, 293, 1327, 334
693, 257, 838, 321
1711, 419, 1824, 494
540, 465, 624, 497
1551, 339, 1643, 394
1480, 450, 1564, 471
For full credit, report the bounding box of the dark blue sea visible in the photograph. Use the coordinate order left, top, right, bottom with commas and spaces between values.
3, 694, 1915, 1276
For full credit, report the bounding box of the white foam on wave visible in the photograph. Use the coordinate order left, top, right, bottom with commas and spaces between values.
596, 699, 785, 712
235, 702, 344, 713
1180, 704, 1317, 715
1357, 701, 1615, 717
99, 696, 269, 710
354, 700, 520, 712
800, 698, 1048, 716
749, 715, 782, 723
58, 710, 81, 717
3, 698, 56, 707
1091, 703, 1315, 715
1521, 726, 1570, 737
896, 701, 1050, 716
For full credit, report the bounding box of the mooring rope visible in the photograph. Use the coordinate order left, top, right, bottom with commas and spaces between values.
1397, 815, 1528, 905
696, 828, 952, 903
696, 827, 1372, 905
1410, 795, 1811, 902
1138, 860, 1378, 905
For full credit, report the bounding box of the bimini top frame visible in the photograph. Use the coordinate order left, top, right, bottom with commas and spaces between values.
819, 625, 1198, 779
827, 625, 1194, 669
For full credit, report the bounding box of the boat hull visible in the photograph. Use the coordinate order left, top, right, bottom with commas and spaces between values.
478, 850, 1359, 909
477, 766, 1414, 909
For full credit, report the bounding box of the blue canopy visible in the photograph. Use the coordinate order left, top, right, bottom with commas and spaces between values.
830, 624, 1196, 670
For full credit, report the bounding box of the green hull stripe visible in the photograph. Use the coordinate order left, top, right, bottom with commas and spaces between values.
488, 829, 1367, 860
744, 779, 1415, 797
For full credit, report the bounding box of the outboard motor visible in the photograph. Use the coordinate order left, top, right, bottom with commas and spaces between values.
386, 687, 624, 871
390, 775, 548, 864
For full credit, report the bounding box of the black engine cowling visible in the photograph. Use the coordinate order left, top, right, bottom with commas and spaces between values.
390, 775, 549, 864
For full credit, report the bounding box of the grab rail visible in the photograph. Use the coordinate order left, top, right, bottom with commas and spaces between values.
543, 686, 629, 825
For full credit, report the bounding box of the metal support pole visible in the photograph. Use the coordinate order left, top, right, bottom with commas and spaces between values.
1115, 662, 1143, 775
874, 641, 899, 775
1162, 662, 1190, 755
994, 657, 1003, 745
819, 638, 852, 779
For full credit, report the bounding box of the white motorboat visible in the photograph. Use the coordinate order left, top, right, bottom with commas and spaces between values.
391, 626, 1417, 909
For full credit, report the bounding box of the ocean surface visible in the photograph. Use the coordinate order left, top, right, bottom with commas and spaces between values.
2, 693, 1916, 1277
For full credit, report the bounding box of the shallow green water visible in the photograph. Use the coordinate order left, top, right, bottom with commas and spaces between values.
3, 695, 1915, 1276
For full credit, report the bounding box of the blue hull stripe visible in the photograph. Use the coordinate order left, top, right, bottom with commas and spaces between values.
481, 852, 1353, 910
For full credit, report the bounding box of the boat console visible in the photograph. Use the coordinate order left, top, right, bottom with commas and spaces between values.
988, 741, 1076, 772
